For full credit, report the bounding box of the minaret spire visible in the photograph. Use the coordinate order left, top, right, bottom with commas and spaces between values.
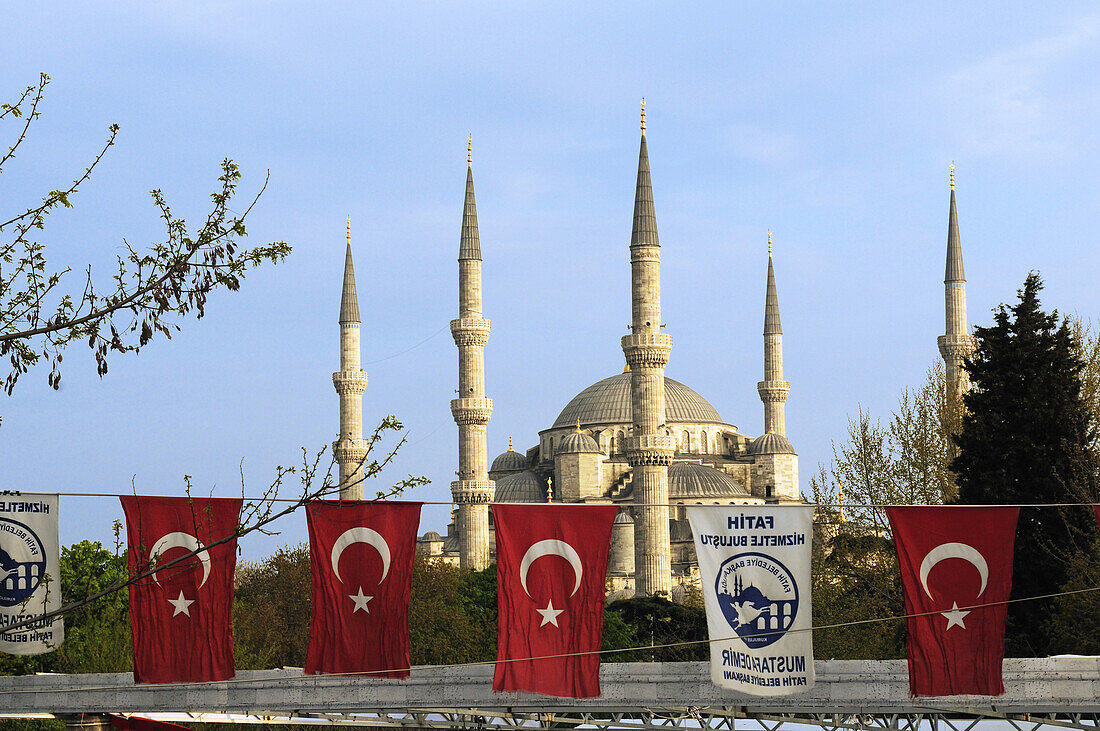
622, 102, 674, 598
333, 217, 369, 498
938, 164, 976, 405
451, 139, 494, 570
758, 232, 790, 436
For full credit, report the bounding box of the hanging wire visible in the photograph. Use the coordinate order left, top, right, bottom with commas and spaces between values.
1, 585, 1097, 694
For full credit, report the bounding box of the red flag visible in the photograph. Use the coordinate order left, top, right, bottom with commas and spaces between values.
120, 496, 242, 684
493, 503, 617, 698
887, 506, 1019, 696
304, 501, 422, 677
110, 715, 192, 731
1094, 505, 1100, 531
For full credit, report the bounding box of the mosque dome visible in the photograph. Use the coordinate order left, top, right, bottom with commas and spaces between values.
745, 432, 796, 456
494, 470, 546, 503
668, 462, 749, 499
614, 509, 634, 525
491, 442, 528, 473
551, 373, 724, 429
421, 531, 442, 542
557, 431, 601, 454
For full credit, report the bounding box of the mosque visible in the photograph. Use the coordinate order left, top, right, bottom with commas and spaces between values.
330, 106, 974, 598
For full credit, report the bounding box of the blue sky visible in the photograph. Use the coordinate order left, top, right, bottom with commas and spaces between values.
3, 3, 1099, 559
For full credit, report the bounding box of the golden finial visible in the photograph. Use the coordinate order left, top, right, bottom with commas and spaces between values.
623, 363, 631, 373
507, 436, 514, 452
467, 135, 472, 166
767, 421, 775, 435
640, 98, 646, 132
837, 479, 847, 523
949, 162, 955, 191
546, 476, 553, 503
575, 416, 582, 434
346, 216, 351, 247
768, 230, 773, 257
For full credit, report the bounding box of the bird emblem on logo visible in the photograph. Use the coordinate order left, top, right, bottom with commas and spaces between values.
518, 539, 583, 628
330, 527, 392, 614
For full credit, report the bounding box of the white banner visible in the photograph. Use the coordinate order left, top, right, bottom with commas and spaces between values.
0, 492, 63, 655
687, 505, 814, 695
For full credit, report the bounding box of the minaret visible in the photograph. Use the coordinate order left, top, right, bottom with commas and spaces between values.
333, 218, 370, 499
450, 137, 494, 570
937, 164, 977, 405
621, 101, 674, 598
757, 232, 790, 436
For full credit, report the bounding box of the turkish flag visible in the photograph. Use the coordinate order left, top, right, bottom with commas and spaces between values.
887, 506, 1019, 696
120, 496, 242, 684
493, 503, 618, 698
304, 501, 422, 677
1094, 505, 1100, 531
110, 716, 192, 731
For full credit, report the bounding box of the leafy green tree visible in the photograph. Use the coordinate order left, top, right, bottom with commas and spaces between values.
408, 558, 497, 665
1, 536, 132, 676
810, 527, 905, 660
602, 596, 707, 662
234, 544, 311, 670
953, 273, 1100, 657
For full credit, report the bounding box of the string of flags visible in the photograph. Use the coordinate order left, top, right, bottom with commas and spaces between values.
3, 492, 1100, 698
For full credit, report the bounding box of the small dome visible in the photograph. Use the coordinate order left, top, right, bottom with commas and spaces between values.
420, 531, 442, 542
668, 462, 749, 498
613, 510, 634, 525
494, 470, 546, 503
491, 445, 527, 473
557, 431, 601, 454
746, 432, 796, 455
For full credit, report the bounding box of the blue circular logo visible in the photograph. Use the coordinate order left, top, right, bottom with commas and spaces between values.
714, 551, 799, 648
0, 517, 48, 608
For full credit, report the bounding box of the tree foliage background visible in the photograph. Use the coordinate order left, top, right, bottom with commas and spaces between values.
952, 274, 1100, 657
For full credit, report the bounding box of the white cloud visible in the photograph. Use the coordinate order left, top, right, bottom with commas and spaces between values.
943, 14, 1099, 157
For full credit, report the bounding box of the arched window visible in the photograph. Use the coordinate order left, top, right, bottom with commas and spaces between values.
723, 436, 732, 455
700, 430, 708, 453
547, 437, 554, 457
682, 430, 691, 452
617, 430, 625, 453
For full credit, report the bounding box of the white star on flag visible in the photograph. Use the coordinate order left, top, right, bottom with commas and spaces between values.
941, 601, 971, 630
168, 590, 194, 617
349, 586, 373, 613
536, 599, 564, 627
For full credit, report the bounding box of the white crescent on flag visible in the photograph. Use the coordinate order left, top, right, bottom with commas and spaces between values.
518, 539, 583, 598
330, 526, 392, 584
919, 541, 989, 599
148, 532, 211, 588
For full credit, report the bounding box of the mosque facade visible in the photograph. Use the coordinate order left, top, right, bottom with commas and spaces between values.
335, 110, 973, 599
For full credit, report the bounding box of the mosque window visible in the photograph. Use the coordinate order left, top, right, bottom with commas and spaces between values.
617, 430, 625, 453
700, 430, 708, 453
724, 436, 732, 454
682, 430, 691, 452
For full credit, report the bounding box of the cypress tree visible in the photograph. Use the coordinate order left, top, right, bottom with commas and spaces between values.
952, 273, 1099, 656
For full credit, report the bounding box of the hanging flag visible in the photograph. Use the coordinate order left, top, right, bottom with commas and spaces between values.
120, 495, 242, 684
1094, 505, 1100, 531
493, 503, 618, 698
304, 500, 422, 677
687, 505, 815, 695
0, 492, 63, 655
887, 506, 1019, 696
110, 715, 192, 731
